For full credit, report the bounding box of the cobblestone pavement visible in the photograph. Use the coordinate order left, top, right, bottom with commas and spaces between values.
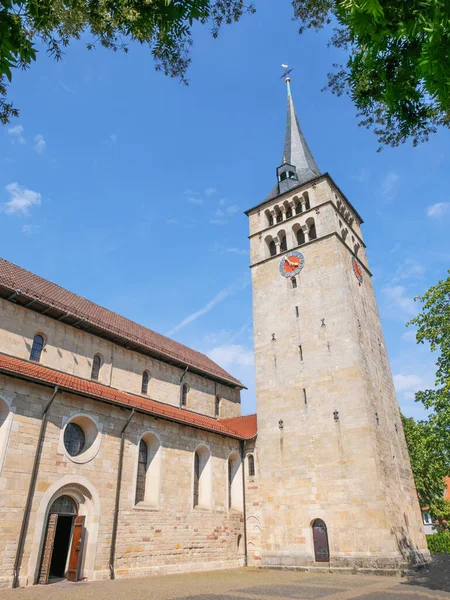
1, 557, 449, 600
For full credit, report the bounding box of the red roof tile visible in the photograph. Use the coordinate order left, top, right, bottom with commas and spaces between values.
0, 353, 256, 439
0, 258, 243, 388
219, 414, 257, 439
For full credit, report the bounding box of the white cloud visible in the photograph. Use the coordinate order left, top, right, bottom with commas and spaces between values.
8, 125, 25, 144
351, 168, 370, 182
382, 172, 399, 198
21, 224, 39, 235
382, 285, 417, 317
427, 202, 450, 218
187, 196, 203, 205
2, 183, 41, 215
393, 373, 424, 392
34, 134, 46, 154
392, 259, 425, 282
225, 247, 247, 255
209, 219, 228, 225
205, 187, 217, 196
166, 218, 178, 225
166, 279, 249, 336
208, 344, 254, 369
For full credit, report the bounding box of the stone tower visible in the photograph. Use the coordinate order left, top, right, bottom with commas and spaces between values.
245, 77, 429, 571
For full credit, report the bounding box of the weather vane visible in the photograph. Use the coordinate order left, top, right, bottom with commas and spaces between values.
281, 64, 293, 79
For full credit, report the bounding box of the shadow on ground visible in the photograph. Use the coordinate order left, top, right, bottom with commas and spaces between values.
404, 553, 450, 593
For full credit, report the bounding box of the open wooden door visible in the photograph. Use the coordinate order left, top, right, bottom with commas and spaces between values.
38, 514, 58, 584
67, 516, 85, 582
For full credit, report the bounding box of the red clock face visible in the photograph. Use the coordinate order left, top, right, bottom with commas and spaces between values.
352, 257, 363, 283
279, 251, 305, 278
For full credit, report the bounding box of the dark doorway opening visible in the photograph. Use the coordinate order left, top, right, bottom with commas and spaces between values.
312, 519, 330, 563
49, 516, 74, 578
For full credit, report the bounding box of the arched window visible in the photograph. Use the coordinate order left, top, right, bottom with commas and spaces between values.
268, 215, 274, 226
141, 371, 150, 395
50, 495, 77, 515
0, 398, 12, 473
286, 206, 293, 219
215, 395, 221, 418
30, 334, 44, 362
304, 192, 311, 210
292, 277, 297, 289
295, 200, 302, 215
193, 445, 211, 509
309, 221, 317, 240
280, 235, 287, 252
248, 454, 255, 477
181, 383, 188, 407
276, 212, 283, 223
269, 240, 276, 256
135, 433, 161, 506
228, 452, 243, 511
135, 439, 148, 504
312, 519, 330, 562
91, 354, 101, 380
296, 228, 305, 246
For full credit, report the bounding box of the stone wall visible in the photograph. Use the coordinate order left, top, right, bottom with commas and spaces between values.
0, 376, 244, 587
0, 299, 241, 419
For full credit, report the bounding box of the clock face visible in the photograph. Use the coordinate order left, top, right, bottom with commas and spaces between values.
352, 256, 363, 284
279, 251, 305, 278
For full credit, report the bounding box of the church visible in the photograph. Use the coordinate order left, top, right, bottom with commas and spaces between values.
0, 77, 429, 588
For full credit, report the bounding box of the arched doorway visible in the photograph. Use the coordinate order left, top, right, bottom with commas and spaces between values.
38, 495, 85, 584
312, 519, 330, 562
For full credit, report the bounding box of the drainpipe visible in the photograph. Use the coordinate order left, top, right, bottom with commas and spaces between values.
12, 385, 60, 588
109, 408, 135, 580
179, 365, 189, 408
240, 439, 248, 567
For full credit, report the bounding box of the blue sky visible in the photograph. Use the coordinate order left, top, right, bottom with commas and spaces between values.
1, 3, 449, 420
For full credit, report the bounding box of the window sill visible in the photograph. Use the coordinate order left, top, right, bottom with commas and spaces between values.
133, 503, 159, 512
193, 505, 212, 512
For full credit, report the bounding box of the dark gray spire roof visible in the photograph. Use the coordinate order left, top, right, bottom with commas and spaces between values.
265, 79, 320, 201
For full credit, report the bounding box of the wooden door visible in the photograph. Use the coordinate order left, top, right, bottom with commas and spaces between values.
312, 519, 330, 562
67, 516, 85, 582
38, 514, 58, 584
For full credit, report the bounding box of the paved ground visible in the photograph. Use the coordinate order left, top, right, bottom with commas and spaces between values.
1, 556, 450, 600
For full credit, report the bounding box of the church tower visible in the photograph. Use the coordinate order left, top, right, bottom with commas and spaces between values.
245, 77, 429, 571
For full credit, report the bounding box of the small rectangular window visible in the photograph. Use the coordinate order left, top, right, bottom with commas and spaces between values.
295, 306, 299, 318
299, 345, 303, 361
303, 388, 307, 405
215, 395, 220, 418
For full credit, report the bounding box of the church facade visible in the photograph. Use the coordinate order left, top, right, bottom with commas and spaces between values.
0, 78, 428, 588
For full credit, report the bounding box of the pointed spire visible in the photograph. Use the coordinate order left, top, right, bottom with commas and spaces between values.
282, 76, 320, 186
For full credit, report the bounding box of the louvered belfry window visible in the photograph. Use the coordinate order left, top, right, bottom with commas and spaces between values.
30, 334, 44, 362
135, 439, 148, 504
91, 355, 101, 380
193, 452, 200, 507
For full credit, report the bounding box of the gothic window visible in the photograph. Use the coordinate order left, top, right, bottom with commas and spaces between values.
135, 439, 148, 504
269, 240, 276, 256
215, 395, 221, 418
30, 334, 44, 362
91, 354, 101, 380
181, 383, 188, 407
141, 371, 150, 395
248, 454, 255, 477
280, 236, 287, 252
292, 277, 297, 289
296, 229, 305, 246
64, 423, 86, 457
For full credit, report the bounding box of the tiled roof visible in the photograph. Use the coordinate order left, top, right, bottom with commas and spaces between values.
0, 257, 243, 388
0, 352, 256, 440
219, 414, 257, 439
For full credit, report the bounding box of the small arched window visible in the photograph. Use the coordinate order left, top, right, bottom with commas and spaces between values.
135, 439, 148, 504
91, 354, 102, 380
296, 229, 305, 246
269, 240, 276, 256
30, 334, 44, 362
276, 212, 283, 223
292, 277, 297, 289
248, 454, 255, 477
309, 222, 317, 240
268, 214, 274, 226
304, 193, 311, 210
286, 206, 293, 219
141, 371, 150, 395
181, 383, 188, 407
193, 451, 200, 507
295, 202, 302, 215
215, 395, 221, 418
280, 236, 287, 252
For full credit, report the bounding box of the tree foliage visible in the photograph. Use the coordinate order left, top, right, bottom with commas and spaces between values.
292, 0, 450, 149
0, 0, 254, 124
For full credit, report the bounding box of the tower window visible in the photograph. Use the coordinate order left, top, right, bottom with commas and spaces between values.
215, 395, 221, 418
141, 371, 150, 395
295, 202, 302, 215
292, 277, 297, 289
276, 212, 283, 223
181, 383, 188, 407
269, 240, 276, 256
309, 222, 317, 240
296, 228, 305, 246
295, 306, 299, 318
30, 334, 44, 362
269, 215, 274, 226
286, 207, 293, 219
280, 236, 287, 252
304, 193, 311, 210
91, 354, 102, 380
248, 454, 255, 477
135, 439, 148, 504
